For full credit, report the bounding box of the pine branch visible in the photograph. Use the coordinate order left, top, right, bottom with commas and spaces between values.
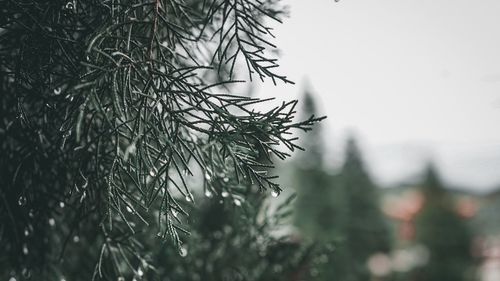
0, 0, 324, 279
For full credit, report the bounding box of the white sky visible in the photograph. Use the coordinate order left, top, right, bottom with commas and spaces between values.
255, 0, 500, 192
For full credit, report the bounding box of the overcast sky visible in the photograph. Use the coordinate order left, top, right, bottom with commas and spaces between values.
256, 0, 500, 192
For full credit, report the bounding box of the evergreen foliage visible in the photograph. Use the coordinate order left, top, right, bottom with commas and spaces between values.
0, 0, 324, 279
293, 98, 391, 280
148, 193, 311, 281
413, 164, 474, 281
293, 91, 346, 241
57, 191, 311, 281
292, 90, 345, 281
339, 137, 392, 277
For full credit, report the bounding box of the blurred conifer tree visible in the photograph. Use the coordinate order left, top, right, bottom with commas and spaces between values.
413, 164, 474, 281
293, 91, 345, 240
293, 90, 351, 280
339, 136, 392, 280
293, 94, 391, 280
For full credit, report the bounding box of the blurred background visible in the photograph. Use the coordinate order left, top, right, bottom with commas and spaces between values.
257, 0, 500, 280
258, 0, 500, 193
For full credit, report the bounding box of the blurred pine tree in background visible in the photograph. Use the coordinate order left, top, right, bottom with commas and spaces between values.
413, 165, 475, 281
339, 137, 392, 280
293, 90, 392, 281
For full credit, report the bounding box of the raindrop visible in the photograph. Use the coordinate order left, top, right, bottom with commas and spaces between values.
204, 172, 211, 181
221, 191, 229, 198
24, 228, 29, 236
63, 130, 72, 138
204, 190, 213, 198
73, 236, 80, 243
59, 202, 65, 208
126, 206, 133, 213
179, 246, 188, 257
137, 267, 144, 277
48, 218, 56, 227
271, 190, 280, 198
9, 277, 17, 281
64, 1, 74, 10
22, 244, 28, 255
21, 268, 31, 278
53, 87, 62, 95
223, 177, 229, 183
61, 277, 66, 281
149, 170, 156, 177
233, 199, 242, 206
117, 277, 125, 281
18, 196, 27, 206
185, 194, 192, 202
172, 210, 178, 218
28, 210, 34, 218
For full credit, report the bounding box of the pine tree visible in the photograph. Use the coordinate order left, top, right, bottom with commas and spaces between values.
413, 164, 474, 281
338, 136, 392, 280
293, 91, 342, 239
292, 90, 351, 280
0, 1, 324, 280
127, 193, 310, 281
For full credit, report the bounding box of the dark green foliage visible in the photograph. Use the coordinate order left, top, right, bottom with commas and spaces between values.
54, 192, 312, 281
291, 91, 347, 281
318, 136, 392, 281
0, 0, 324, 279
146, 193, 311, 281
339, 137, 392, 263
296, 91, 324, 170
294, 170, 347, 242
413, 165, 474, 281
293, 92, 391, 280
293, 90, 345, 242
